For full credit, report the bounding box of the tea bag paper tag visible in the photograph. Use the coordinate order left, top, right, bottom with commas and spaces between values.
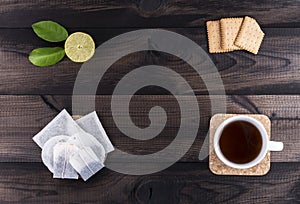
42, 135, 70, 173
33, 109, 85, 148
53, 142, 79, 179
70, 146, 104, 181
76, 111, 114, 153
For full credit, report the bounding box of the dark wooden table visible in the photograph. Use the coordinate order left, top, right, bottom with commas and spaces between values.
1, 0, 300, 203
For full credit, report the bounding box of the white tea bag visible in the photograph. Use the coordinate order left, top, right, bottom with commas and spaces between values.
69, 146, 105, 181
53, 142, 79, 179
42, 135, 69, 173
76, 111, 114, 153
67, 132, 106, 163
33, 109, 85, 148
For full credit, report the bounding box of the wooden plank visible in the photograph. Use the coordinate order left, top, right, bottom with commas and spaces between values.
0, 28, 299, 95
0, 162, 298, 203
0, 95, 298, 162
0, 0, 299, 28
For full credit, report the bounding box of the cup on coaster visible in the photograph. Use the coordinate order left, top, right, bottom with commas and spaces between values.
213, 115, 283, 169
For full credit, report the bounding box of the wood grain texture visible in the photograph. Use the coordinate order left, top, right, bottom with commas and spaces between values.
0, 162, 298, 204
1, 1, 299, 203
0, 95, 298, 162
0, 0, 299, 28
0, 28, 299, 95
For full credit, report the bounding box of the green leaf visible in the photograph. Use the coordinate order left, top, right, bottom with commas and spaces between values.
29, 47, 65, 67
32, 21, 68, 42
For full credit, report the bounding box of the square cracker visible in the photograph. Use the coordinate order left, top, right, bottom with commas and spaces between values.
206, 20, 230, 53
234, 16, 265, 54
220, 17, 243, 51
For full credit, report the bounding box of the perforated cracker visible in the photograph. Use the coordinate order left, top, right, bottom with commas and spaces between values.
220, 17, 243, 51
206, 20, 230, 53
234, 16, 265, 54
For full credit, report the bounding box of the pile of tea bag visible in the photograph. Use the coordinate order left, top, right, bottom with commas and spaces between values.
33, 109, 114, 181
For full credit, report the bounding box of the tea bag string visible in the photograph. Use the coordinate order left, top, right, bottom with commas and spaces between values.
73, 134, 101, 173
68, 135, 93, 173
62, 144, 67, 178
79, 147, 98, 174
85, 147, 101, 163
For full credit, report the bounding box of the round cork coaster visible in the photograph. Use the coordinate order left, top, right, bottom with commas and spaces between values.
209, 114, 271, 176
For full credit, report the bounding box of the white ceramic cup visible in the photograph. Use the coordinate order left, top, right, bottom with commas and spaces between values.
214, 115, 283, 169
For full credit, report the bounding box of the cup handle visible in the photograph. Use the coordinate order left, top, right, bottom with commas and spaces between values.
268, 141, 284, 151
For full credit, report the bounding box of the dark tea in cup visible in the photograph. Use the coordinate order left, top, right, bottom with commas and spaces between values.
219, 121, 262, 164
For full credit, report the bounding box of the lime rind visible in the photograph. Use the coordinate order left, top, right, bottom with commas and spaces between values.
65, 32, 95, 63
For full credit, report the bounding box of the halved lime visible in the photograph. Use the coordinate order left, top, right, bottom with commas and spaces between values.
65, 32, 95, 62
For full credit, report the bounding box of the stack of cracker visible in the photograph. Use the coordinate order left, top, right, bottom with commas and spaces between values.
206, 16, 264, 54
